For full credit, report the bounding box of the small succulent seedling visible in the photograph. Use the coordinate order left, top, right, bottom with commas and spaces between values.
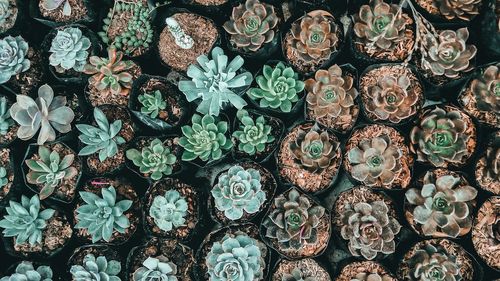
165, 17, 193, 49
41, 0, 72, 16
232, 110, 274, 155
138, 90, 167, 119
149, 189, 188, 231
126, 138, 177, 180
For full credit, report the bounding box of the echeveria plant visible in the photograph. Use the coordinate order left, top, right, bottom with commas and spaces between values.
0, 261, 53, 281
149, 189, 188, 232
133, 256, 178, 281
49, 27, 91, 73
232, 109, 274, 155
126, 138, 177, 180
70, 254, 121, 281
138, 90, 167, 119
0, 35, 30, 84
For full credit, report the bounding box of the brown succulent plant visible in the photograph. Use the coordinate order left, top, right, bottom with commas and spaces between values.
472, 197, 500, 271
436, 0, 481, 21
305, 64, 359, 132
476, 132, 500, 194
223, 0, 280, 53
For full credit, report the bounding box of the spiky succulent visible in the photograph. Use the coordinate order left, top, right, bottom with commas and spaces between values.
126, 138, 177, 180
70, 254, 121, 281
178, 47, 252, 116
410, 107, 471, 167
41, 0, 72, 16
10, 84, 74, 145
83, 47, 135, 97
351, 272, 393, 281
179, 114, 232, 162
25, 145, 78, 200
133, 256, 178, 281
347, 134, 403, 187
0, 96, 14, 135
340, 200, 401, 260
0, 194, 55, 246
305, 64, 359, 131
138, 90, 167, 119
405, 243, 461, 281
0, 261, 53, 281
211, 165, 266, 220
282, 268, 316, 281
75, 186, 132, 243
263, 188, 326, 249
206, 233, 265, 281
77, 107, 126, 162
290, 126, 339, 172
436, 0, 481, 21
49, 27, 91, 73
0, 35, 30, 84
0, 0, 12, 29
232, 110, 274, 155
0, 166, 8, 187
247, 62, 305, 112
471, 64, 500, 112
223, 0, 279, 52
405, 171, 477, 237
149, 189, 188, 232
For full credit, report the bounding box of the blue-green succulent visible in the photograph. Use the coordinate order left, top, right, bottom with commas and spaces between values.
126, 138, 177, 180
70, 253, 122, 281
132, 256, 178, 281
149, 189, 188, 232
49, 27, 91, 73
0, 166, 8, 187
0, 96, 13, 135
0, 261, 53, 281
232, 109, 274, 155
138, 90, 167, 119
0, 35, 30, 84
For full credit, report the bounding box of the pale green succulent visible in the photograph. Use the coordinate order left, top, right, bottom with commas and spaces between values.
0, 194, 55, 246
0, 96, 13, 135
0, 261, 53, 281
149, 189, 188, 232
70, 253, 122, 281
0, 166, 8, 187
178, 47, 252, 116
132, 256, 178, 281
0, 35, 30, 84
49, 27, 91, 73
75, 186, 132, 243
138, 90, 167, 119
126, 138, 177, 180
232, 109, 274, 155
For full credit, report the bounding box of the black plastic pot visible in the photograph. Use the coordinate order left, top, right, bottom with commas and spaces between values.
29, 0, 97, 28
66, 244, 125, 281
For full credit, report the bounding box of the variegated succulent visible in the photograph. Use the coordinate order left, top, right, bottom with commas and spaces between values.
405, 243, 461, 281
471, 64, 500, 113
289, 126, 339, 172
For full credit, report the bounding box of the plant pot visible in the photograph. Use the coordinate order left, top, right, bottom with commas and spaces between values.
66, 244, 125, 281
474, 131, 500, 195
471, 196, 500, 273
3, 261, 61, 281
29, 0, 97, 28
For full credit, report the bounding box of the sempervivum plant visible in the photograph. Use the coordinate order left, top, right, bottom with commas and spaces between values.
232, 109, 274, 155
70, 254, 121, 281
132, 256, 178, 281
48, 26, 91, 73
403, 243, 461, 281
340, 200, 402, 260
0, 35, 30, 84
211, 165, 266, 220
10, 84, 75, 145
178, 47, 252, 116
126, 138, 177, 180
149, 190, 188, 232
223, 0, 279, 53
247, 62, 305, 112
405, 170, 478, 237
1, 261, 53, 281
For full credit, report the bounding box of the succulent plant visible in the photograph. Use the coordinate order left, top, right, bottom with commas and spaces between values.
211, 165, 266, 220
483, 135, 500, 184
178, 47, 252, 117
347, 134, 403, 186
305, 65, 359, 130
287, 10, 340, 64
49, 27, 91, 73
406, 244, 461, 281
0, 166, 8, 187
138, 90, 167, 119
0, 0, 12, 33
76, 107, 126, 162
133, 256, 178, 281
289, 126, 339, 173
263, 189, 325, 249
232, 109, 274, 155
126, 138, 177, 180
340, 200, 401, 260
165, 17, 193, 49
486, 203, 500, 241
247, 62, 305, 112
149, 189, 188, 232
0, 35, 30, 84
179, 114, 232, 162
206, 233, 265, 281
70, 254, 122, 281
420, 28, 476, 79
25, 145, 78, 200
223, 0, 279, 52
10, 84, 75, 145
436, 0, 481, 21
83, 47, 135, 97
75, 186, 132, 242
410, 107, 471, 167
41, 0, 72, 16
282, 267, 316, 281
0, 261, 53, 281
405, 171, 477, 237
0, 194, 55, 246
471, 64, 500, 112
0, 96, 14, 135
351, 272, 392, 281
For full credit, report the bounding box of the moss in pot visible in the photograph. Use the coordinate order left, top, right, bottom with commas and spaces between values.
0, 94, 17, 147
475, 131, 500, 194
471, 196, 500, 272
336, 261, 397, 281
2, 261, 56, 281
0, 147, 14, 203
271, 258, 331, 281
68, 244, 124, 281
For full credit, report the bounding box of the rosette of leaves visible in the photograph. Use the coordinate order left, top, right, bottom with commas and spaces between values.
83, 47, 135, 97
0, 96, 14, 135
0, 261, 53, 281
232, 109, 274, 155
211, 165, 266, 220
138, 90, 166, 119
179, 114, 232, 162
206, 233, 265, 281
10, 84, 75, 145
76, 107, 126, 162
247, 62, 305, 112
0, 194, 55, 246
340, 200, 401, 260
471, 64, 500, 113
263, 188, 325, 249
305, 64, 358, 131
126, 138, 177, 180
70, 254, 121, 281
25, 145, 78, 200
0, 166, 8, 187
49, 27, 91, 73
149, 189, 188, 232
41, 0, 72, 16
410, 107, 471, 167
351, 273, 392, 281
405, 171, 477, 237
282, 267, 316, 281
289, 126, 339, 173
75, 186, 132, 242
0, 35, 30, 84
436, 0, 481, 21
223, 0, 279, 52
178, 47, 252, 117
406, 244, 461, 280
133, 256, 178, 281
